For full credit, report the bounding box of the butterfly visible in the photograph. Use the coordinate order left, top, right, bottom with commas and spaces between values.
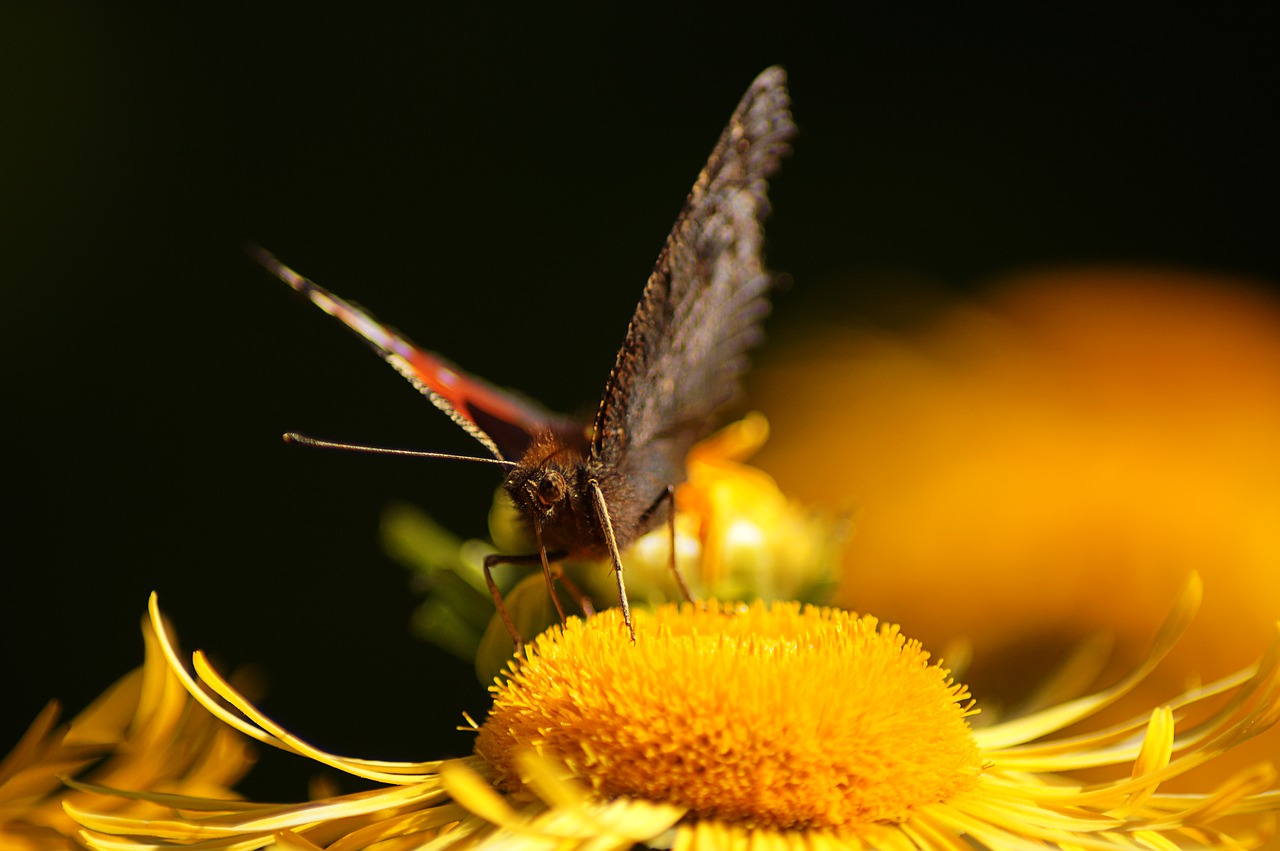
255, 66, 795, 646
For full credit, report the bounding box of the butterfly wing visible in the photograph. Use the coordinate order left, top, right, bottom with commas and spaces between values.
590, 67, 795, 513
255, 247, 587, 462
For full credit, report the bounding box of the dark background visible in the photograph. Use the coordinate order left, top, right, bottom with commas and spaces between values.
5, 6, 1277, 797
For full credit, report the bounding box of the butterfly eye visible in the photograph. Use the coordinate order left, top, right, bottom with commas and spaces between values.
534, 471, 567, 508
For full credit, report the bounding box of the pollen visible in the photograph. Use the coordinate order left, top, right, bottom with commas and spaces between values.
475, 601, 982, 831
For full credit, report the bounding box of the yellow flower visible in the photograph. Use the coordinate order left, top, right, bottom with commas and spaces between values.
475, 600, 981, 831
0, 617, 254, 850
753, 269, 1280, 785
66, 578, 1280, 850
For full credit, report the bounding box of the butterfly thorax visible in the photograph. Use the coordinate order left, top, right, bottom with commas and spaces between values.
502, 432, 607, 559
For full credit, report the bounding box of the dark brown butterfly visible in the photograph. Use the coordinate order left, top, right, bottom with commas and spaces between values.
256, 67, 794, 645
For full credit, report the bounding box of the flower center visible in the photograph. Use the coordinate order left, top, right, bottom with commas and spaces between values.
475, 601, 982, 831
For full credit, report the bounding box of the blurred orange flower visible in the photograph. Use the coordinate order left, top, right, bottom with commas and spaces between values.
754, 267, 1280, 782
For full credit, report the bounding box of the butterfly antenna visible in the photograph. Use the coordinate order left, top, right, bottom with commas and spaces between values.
283, 432, 517, 467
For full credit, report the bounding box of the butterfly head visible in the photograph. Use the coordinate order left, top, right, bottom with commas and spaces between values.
502, 433, 600, 555
505, 434, 583, 514
529, 468, 569, 509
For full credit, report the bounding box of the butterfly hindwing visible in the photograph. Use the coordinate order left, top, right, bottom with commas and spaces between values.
254, 247, 586, 462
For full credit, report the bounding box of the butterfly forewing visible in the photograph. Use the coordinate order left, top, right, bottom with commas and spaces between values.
589, 67, 795, 519
254, 247, 587, 462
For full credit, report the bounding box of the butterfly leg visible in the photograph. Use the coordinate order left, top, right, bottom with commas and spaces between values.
482, 551, 567, 654
531, 523, 569, 624
587, 479, 636, 642
554, 571, 597, 617
639, 485, 696, 604
526, 540, 596, 619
